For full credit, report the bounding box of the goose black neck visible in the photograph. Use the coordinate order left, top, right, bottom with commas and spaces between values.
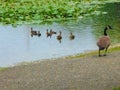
104, 27, 107, 36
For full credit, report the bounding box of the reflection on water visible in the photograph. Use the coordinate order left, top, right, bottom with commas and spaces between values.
0, 2, 120, 67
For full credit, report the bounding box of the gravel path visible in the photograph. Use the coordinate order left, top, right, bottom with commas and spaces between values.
0, 51, 120, 90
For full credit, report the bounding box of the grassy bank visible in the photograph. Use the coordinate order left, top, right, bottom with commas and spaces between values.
0, 0, 119, 24
0, 67, 8, 71
113, 87, 120, 90
66, 44, 120, 58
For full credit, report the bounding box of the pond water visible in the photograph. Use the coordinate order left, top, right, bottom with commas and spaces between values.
0, 2, 120, 67
0, 23, 97, 67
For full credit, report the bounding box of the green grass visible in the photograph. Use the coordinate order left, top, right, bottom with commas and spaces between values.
65, 44, 120, 58
0, 67, 8, 71
113, 87, 120, 90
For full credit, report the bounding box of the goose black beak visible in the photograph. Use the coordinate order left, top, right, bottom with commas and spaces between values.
108, 25, 112, 29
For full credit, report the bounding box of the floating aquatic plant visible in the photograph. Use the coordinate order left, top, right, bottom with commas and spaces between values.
0, 0, 119, 24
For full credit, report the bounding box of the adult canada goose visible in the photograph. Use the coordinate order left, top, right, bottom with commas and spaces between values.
37, 31, 41, 37
69, 32, 75, 40
31, 27, 37, 37
46, 29, 52, 38
50, 29, 57, 34
57, 31, 62, 43
97, 25, 112, 56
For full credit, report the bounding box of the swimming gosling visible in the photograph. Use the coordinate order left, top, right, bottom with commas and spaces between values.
69, 32, 75, 40
97, 25, 112, 56
37, 31, 41, 37
50, 29, 57, 34
46, 29, 52, 38
57, 31, 62, 43
31, 27, 37, 37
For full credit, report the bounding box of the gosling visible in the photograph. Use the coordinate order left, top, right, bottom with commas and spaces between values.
31, 27, 37, 37
69, 32, 75, 40
46, 29, 52, 38
57, 31, 62, 43
37, 31, 41, 37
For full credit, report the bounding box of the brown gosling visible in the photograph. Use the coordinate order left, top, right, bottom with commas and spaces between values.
37, 31, 41, 37
69, 32, 75, 40
50, 29, 57, 34
31, 27, 37, 37
46, 29, 52, 38
97, 25, 112, 56
57, 31, 62, 43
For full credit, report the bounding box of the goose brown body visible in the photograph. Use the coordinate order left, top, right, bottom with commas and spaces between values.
96, 25, 112, 56
97, 36, 110, 50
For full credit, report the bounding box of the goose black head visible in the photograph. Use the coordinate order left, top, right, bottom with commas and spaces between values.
104, 25, 112, 30
108, 25, 112, 29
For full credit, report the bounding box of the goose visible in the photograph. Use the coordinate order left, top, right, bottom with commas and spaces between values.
46, 29, 52, 38
37, 31, 41, 37
31, 28, 37, 37
57, 31, 62, 43
69, 32, 75, 40
50, 29, 57, 34
97, 25, 112, 56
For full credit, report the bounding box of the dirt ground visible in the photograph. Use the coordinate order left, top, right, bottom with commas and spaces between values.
0, 51, 120, 90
